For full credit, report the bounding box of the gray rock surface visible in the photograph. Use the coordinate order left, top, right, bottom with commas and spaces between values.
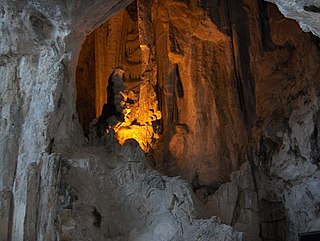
58, 140, 243, 241
207, 95, 320, 241
266, 0, 320, 37
0, 0, 133, 240
0, 0, 320, 240
206, 182, 238, 225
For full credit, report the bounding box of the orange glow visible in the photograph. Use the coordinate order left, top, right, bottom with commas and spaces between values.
79, 2, 162, 151
115, 125, 159, 152
113, 89, 161, 152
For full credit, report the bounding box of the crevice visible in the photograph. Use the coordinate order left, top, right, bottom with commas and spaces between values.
226, 0, 256, 128
304, 5, 320, 13
92, 207, 102, 228
46, 138, 55, 154
257, 0, 276, 51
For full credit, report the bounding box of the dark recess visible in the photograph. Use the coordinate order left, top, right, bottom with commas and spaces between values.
92, 207, 102, 228
257, 0, 277, 51
304, 5, 320, 13
299, 231, 320, 241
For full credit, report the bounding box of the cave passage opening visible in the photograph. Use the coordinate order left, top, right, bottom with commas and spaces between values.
70, 0, 320, 240
76, 1, 161, 152
75, 0, 310, 189
75, 0, 251, 187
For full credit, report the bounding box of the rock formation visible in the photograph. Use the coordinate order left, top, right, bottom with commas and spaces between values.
77, 1, 161, 152
266, 0, 320, 37
1, 0, 320, 240
59, 140, 243, 241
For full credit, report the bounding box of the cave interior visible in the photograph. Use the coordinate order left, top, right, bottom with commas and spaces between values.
72, 0, 320, 240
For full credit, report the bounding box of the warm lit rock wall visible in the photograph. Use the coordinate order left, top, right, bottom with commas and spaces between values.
77, 3, 162, 151
150, 0, 249, 186
77, 6, 140, 124
148, 0, 320, 186
138, 1, 320, 240
1, 0, 320, 240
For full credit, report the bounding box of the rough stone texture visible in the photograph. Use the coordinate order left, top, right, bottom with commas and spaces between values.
0, 0, 134, 240
1, 0, 320, 240
58, 140, 243, 241
0, 191, 12, 241
0, 1, 245, 239
266, 0, 320, 37
206, 182, 238, 225
146, 0, 320, 188
77, 2, 162, 151
264, 93, 320, 240
150, 2, 320, 240
150, 0, 248, 186
76, 33, 96, 136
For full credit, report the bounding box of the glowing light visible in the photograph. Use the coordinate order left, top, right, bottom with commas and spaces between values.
115, 125, 159, 152
112, 88, 161, 152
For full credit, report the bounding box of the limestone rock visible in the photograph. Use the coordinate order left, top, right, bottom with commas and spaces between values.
0, 0, 135, 240
266, 0, 320, 37
1, 0, 320, 240
220, 162, 262, 241
206, 182, 238, 225
58, 141, 243, 241
0, 191, 12, 241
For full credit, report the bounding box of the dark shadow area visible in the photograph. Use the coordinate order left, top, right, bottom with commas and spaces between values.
304, 5, 320, 13
299, 231, 320, 241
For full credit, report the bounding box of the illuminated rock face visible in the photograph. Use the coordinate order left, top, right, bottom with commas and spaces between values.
76, 0, 320, 188
75, 2, 320, 240
149, 0, 250, 186
1, 0, 320, 240
83, 0, 318, 188
77, 1, 248, 185
77, 2, 161, 151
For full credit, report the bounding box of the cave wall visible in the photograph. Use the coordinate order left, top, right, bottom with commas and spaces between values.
151, 0, 320, 183
76, 34, 96, 136
75, 0, 320, 190
199, 1, 320, 241
150, 0, 249, 186
77, 2, 162, 151
137, 0, 320, 240
266, 0, 320, 37
0, 0, 320, 240
0, 0, 134, 240
253, 4, 320, 239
